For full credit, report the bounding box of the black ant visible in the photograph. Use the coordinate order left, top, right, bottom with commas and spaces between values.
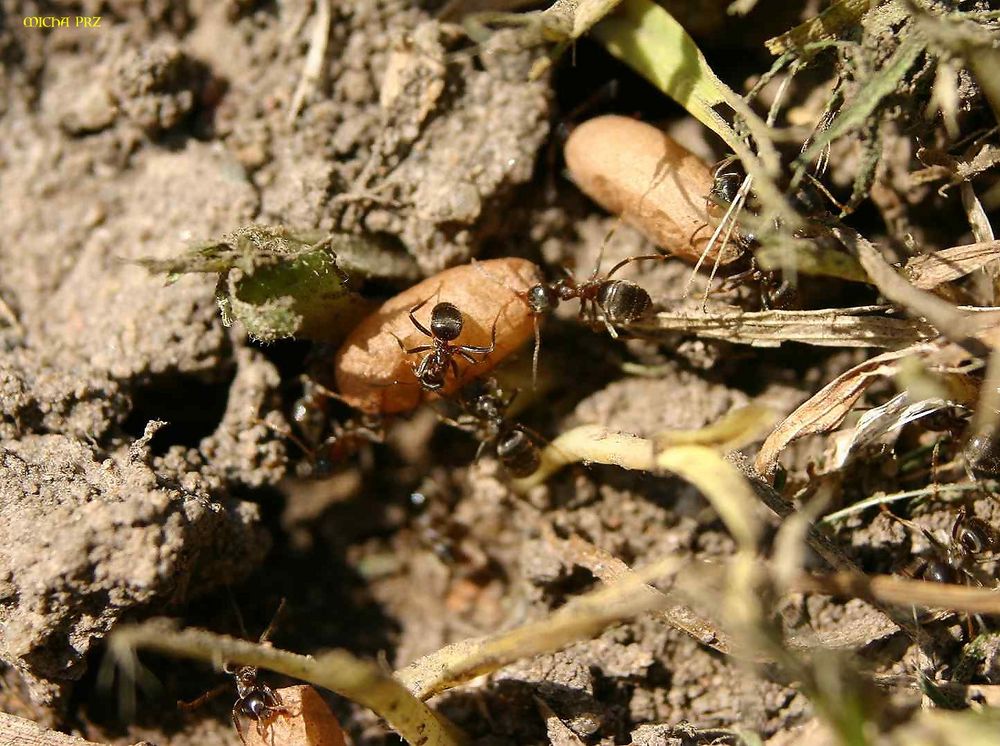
180, 600, 290, 745
479, 249, 664, 385
890, 507, 999, 587
523, 253, 660, 337
288, 378, 383, 477
447, 377, 542, 478
396, 298, 497, 392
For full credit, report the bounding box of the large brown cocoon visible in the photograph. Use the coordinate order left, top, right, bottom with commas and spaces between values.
564, 115, 741, 266
243, 686, 346, 746
335, 258, 541, 414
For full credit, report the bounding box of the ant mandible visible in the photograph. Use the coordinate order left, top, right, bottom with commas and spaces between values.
397, 298, 497, 392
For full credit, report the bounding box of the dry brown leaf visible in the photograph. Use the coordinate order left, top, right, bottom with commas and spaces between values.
629, 305, 935, 348
754, 344, 935, 475
903, 240, 1000, 289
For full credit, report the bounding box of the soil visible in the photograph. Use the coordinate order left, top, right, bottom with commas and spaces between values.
1, 1, 998, 746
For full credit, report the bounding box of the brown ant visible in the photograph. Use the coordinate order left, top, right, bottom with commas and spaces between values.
446, 377, 542, 478
179, 600, 290, 745
396, 298, 497, 392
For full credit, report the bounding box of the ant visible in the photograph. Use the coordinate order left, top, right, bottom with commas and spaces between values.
288, 378, 383, 477
889, 507, 999, 587
447, 377, 542, 478
523, 253, 660, 337
396, 298, 497, 392
180, 600, 290, 746
479, 247, 664, 385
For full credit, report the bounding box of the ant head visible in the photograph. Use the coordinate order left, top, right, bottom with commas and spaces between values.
430, 302, 463, 341
526, 284, 559, 315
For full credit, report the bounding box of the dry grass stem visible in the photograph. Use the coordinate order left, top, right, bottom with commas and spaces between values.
629, 306, 936, 348
111, 623, 462, 746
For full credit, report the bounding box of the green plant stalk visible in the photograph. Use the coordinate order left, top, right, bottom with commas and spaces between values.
111, 624, 464, 746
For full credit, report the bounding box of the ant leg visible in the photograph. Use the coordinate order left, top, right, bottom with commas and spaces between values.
391, 332, 434, 356
233, 708, 249, 746
457, 314, 499, 356
408, 299, 433, 339
530, 316, 541, 389
604, 254, 666, 279
603, 317, 620, 340
177, 683, 229, 711
589, 220, 623, 279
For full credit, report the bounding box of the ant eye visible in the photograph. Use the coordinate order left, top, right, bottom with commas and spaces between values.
959, 527, 984, 554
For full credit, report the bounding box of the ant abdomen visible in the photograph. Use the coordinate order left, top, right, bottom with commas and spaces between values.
496, 427, 541, 478
429, 302, 464, 342
596, 280, 651, 324
964, 431, 1000, 479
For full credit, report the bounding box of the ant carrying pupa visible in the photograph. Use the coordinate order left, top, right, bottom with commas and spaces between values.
179, 600, 290, 746
394, 298, 498, 393
334, 257, 541, 415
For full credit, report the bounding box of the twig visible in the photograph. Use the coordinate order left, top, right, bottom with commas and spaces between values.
287, 0, 332, 124
111, 622, 463, 746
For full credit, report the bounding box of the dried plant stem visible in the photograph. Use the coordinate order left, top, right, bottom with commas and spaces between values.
795, 572, 1000, 615
837, 226, 996, 356
111, 624, 463, 746
397, 556, 682, 699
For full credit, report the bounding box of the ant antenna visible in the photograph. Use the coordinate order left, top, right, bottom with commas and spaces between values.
259, 598, 287, 645
226, 586, 249, 641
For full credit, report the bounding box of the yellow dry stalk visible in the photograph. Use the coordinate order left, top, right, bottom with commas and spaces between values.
515, 405, 778, 490
397, 556, 682, 699
110, 624, 464, 746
